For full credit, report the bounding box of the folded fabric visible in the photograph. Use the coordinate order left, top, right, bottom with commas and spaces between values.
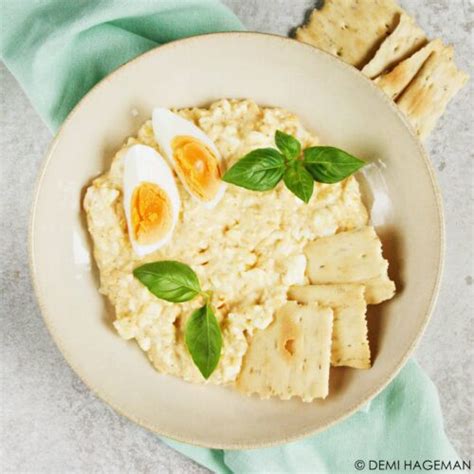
1, 1, 460, 472
0, 0, 244, 130
166, 360, 460, 473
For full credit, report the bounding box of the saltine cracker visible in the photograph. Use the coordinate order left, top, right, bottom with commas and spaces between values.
236, 302, 333, 401
289, 284, 370, 369
374, 39, 444, 100
304, 226, 395, 304
362, 12, 427, 79
396, 46, 469, 139
295, 0, 401, 68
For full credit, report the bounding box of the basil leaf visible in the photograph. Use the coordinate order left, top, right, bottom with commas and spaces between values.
222, 148, 285, 191
303, 146, 365, 184
283, 161, 314, 203
133, 260, 201, 303
185, 303, 222, 379
275, 130, 301, 161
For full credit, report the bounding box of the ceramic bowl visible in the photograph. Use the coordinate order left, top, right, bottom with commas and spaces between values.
30, 32, 443, 449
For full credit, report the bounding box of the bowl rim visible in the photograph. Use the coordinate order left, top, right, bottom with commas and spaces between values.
29, 31, 445, 450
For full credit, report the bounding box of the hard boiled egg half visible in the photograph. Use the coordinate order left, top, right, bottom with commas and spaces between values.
152, 108, 225, 208
123, 144, 180, 257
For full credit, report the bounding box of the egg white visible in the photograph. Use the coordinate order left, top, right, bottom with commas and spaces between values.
123, 144, 180, 257
152, 107, 226, 209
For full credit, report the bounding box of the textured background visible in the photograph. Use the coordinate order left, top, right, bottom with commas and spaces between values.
1, 0, 472, 472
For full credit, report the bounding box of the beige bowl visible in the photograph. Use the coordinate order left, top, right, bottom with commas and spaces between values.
30, 33, 443, 449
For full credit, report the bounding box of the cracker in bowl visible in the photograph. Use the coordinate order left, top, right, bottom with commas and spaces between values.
288, 284, 370, 369
304, 226, 395, 304
236, 302, 333, 401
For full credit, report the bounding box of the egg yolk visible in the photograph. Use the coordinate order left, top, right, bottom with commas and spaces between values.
131, 182, 173, 245
171, 136, 221, 201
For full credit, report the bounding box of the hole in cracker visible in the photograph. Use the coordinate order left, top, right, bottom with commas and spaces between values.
284, 339, 296, 356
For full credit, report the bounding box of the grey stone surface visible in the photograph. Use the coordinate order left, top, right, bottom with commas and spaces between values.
1, 1, 472, 472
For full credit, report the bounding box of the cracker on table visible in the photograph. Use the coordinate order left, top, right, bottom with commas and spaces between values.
396, 45, 469, 139
374, 39, 444, 100
362, 12, 427, 79
295, 0, 401, 68
304, 226, 395, 304
289, 284, 370, 369
236, 302, 333, 401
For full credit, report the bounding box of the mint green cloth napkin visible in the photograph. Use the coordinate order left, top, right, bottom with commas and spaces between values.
166, 360, 460, 473
0, 0, 244, 130
1, 1, 460, 472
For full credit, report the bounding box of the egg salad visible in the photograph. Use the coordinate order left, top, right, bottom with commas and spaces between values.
83, 99, 369, 386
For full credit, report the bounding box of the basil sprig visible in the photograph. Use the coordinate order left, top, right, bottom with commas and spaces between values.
185, 304, 222, 379
133, 261, 201, 302
134, 260, 221, 379
221, 148, 285, 191
275, 129, 301, 161
222, 130, 365, 202
303, 146, 365, 184
283, 161, 314, 204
